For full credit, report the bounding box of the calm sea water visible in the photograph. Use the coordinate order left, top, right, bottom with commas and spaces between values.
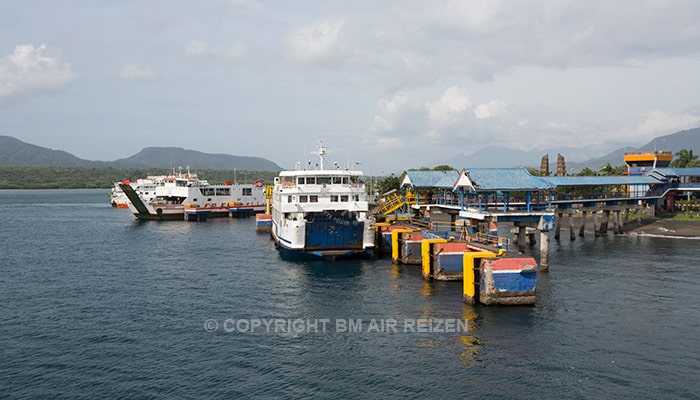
1, 189, 699, 399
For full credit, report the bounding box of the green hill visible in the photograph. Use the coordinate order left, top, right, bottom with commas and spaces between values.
0, 136, 282, 171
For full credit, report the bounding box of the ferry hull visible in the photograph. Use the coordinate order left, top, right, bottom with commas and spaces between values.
271, 213, 374, 260
304, 212, 365, 251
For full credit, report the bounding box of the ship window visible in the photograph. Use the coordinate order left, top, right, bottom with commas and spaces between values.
299, 195, 308, 203
317, 177, 331, 185
340, 195, 348, 202
330, 195, 338, 202
297, 177, 305, 185
242, 188, 252, 196
310, 195, 318, 202
342, 177, 349, 184
306, 177, 316, 184
287, 195, 293, 203
353, 195, 359, 201
333, 177, 342, 184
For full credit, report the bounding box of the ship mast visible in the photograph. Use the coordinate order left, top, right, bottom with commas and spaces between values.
311, 141, 327, 170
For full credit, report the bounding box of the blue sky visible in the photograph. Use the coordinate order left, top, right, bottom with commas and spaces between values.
2, 0, 700, 174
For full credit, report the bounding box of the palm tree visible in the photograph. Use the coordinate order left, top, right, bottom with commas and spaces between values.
670, 149, 699, 168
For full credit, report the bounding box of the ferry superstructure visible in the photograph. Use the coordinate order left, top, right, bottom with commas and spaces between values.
270, 143, 375, 259
119, 168, 267, 220
110, 176, 163, 208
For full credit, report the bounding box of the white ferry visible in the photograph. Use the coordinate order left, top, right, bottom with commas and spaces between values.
110, 176, 164, 208
270, 142, 375, 259
119, 168, 267, 220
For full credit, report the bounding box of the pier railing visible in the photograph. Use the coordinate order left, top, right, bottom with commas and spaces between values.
475, 232, 511, 250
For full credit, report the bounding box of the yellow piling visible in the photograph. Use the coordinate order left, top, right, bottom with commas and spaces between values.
421, 238, 448, 280
391, 229, 413, 263
462, 251, 497, 304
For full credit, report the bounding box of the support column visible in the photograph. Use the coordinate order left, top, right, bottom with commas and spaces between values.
528, 230, 536, 247
554, 212, 562, 240
600, 210, 610, 236
579, 211, 587, 238
539, 230, 549, 272
637, 207, 642, 225
594, 211, 600, 238
612, 210, 620, 235
616, 210, 624, 234
518, 226, 527, 253
569, 212, 576, 241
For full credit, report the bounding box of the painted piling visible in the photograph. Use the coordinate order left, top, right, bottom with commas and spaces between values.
427, 241, 474, 281
421, 238, 448, 280
397, 231, 425, 264
378, 223, 410, 255
479, 257, 537, 305
391, 228, 414, 264
462, 251, 497, 304
255, 214, 272, 232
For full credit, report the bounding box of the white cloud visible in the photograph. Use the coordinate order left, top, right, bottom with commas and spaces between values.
117, 64, 155, 81
473, 100, 506, 120
369, 91, 424, 134
285, 18, 347, 65
427, 86, 472, 126
184, 40, 246, 59
0, 44, 75, 100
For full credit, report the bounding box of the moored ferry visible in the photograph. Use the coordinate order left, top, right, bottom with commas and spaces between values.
110, 176, 164, 208
119, 168, 267, 220
270, 142, 375, 259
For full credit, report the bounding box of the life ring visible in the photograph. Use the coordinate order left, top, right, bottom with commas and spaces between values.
254, 180, 264, 188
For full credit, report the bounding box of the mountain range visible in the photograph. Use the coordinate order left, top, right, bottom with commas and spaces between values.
442, 126, 700, 172
0, 136, 282, 171
2, 127, 699, 172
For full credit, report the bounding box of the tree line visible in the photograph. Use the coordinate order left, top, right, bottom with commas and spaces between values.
0, 167, 278, 189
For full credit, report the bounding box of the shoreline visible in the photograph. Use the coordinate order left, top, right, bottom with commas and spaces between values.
623, 218, 700, 238
544, 215, 700, 239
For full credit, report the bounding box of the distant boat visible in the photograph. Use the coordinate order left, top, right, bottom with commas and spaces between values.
270, 142, 375, 259
119, 167, 267, 220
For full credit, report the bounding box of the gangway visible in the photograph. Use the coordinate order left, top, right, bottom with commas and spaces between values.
374, 189, 423, 215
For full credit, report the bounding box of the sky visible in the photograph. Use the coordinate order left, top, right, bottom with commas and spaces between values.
2, 0, 700, 174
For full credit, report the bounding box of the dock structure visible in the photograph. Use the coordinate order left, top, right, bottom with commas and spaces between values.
375, 166, 700, 272
368, 164, 700, 306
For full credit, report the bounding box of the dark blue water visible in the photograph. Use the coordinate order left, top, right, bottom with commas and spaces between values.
1, 189, 699, 399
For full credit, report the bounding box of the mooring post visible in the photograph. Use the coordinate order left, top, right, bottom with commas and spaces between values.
539, 230, 549, 272
579, 211, 586, 237
518, 226, 526, 253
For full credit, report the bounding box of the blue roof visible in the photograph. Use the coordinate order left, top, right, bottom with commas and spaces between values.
402, 170, 460, 188
540, 175, 659, 186
655, 167, 700, 177
462, 168, 555, 191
